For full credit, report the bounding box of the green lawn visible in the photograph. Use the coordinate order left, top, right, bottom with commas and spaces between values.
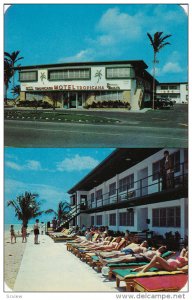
4, 110, 120, 124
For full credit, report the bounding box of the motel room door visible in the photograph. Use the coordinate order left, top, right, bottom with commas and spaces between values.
137, 167, 148, 197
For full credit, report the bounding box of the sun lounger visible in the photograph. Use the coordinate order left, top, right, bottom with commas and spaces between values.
78, 238, 126, 260
133, 274, 188, 292
89, 250, 175, 276
112, 268, 188, 292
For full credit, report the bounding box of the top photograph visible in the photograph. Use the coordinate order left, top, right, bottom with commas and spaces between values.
4, 4, 188, 148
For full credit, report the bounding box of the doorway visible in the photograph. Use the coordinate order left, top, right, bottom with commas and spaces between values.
137, 167, 148, 197
66, 92, 84, 108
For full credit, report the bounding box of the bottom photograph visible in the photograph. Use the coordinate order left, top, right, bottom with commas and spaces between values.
4, 147, 188, 292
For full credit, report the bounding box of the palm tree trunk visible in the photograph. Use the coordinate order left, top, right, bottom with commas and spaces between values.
152, 52, 156, 110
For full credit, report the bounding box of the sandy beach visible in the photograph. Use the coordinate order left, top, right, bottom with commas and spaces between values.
4, 233, 27, 290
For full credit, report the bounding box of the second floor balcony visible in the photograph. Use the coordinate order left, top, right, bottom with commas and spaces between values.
84, 163, 188, 213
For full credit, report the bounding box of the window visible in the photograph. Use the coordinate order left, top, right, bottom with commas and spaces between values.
152, 160, 161, 181
109, 182, 116, 196
91, 193, 95, 202
19, 71, 37, 82
109, 213, 116, 226
48, 68, 90, 80
119, 174, 134, 193
161, 85, 168, 90
96, 215, 102, 225
96, 189, 102, 201
119, 211, 134, 226
169, 85, 178, 90
26, 93, 43, 101
95, 91, 123, 101
152, 206, 181, 227
106, 67, 132, 79
91, 216, 94, 225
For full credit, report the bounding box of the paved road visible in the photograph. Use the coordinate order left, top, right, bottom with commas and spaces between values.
4, 118, 187, 148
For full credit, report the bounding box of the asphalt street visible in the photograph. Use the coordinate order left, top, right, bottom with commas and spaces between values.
4, 104, 188, 148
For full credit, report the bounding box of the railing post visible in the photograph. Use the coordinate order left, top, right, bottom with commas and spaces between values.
182, 162, 185, 187
140, 179, 142, 197
127, 186, 129, 200
117, 188, 119, 203
158, 172, 161, 192
102, 195, 103, 207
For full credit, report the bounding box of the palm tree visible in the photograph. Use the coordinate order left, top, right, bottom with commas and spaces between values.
4, 58, 13, 103
95, 69, 102, 83
11, 84, 20, 97
45, 201, 71, 225
147, 32, 172, 109
7, 192, 44, 227
4, 51, 24, 99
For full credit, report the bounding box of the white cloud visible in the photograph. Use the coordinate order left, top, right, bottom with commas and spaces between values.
25, 160, 42, 171
162, 62, 183, 74
59, 49, 95, 63
97, 7, 142, 42
5, 179, 69, 210
5, 161, 22, 171
57, 154, 99, 172
5, 159, 43, 171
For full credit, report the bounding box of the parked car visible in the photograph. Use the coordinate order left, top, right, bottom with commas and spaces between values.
154, 97, 174, 109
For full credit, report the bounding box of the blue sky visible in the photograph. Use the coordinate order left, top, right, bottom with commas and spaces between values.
4, 3, 188, 88
4, 148, 114, 224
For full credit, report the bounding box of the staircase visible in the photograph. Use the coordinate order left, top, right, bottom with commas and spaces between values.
131, 88, 144, 110
57, 204, 83, 230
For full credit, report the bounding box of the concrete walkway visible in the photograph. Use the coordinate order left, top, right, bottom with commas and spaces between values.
14, 234, 124, 292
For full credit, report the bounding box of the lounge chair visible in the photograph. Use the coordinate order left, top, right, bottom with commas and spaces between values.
91, 250, 176, 276
73, 236, 118, 257
133, 274, 188, 292
112, 267, 188, 292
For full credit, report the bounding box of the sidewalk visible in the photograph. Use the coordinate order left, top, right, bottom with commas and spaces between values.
13, 234, 124, 292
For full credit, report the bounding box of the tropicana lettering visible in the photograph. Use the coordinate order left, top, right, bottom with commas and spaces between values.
33, 85, 105, 91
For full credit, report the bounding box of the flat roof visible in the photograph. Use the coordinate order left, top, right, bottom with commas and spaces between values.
14, 60, 148, 71
158, 82, 188, 85
68, 148, 162, 194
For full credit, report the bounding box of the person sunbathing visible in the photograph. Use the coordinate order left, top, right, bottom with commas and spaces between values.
99, 246, 167, 265
133, 248, 188, 273
97, 241, 148, 258
71, 237, 113, 250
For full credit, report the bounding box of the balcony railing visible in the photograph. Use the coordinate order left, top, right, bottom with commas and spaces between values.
86, 162, 188, 210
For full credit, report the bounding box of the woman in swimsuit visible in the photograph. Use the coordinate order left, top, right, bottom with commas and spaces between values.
134, 248, 188, 273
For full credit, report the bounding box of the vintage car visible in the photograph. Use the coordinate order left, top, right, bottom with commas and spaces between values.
154, 97, 174, 109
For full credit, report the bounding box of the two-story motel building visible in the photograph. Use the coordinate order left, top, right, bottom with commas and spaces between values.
15, 60, 155, 110
67, 148, 188, 239
156, 82, 188, 104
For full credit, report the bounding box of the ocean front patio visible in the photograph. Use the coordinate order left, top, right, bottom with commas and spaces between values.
12, 233, 123, 292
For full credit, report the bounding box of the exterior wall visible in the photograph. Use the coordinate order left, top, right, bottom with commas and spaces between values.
122, 90, 131, 103
89, 198, 187, 239
20, 91, 26, 101
20, 65, 132, 93
18, 62, 154, 109
180, 84, 188, 103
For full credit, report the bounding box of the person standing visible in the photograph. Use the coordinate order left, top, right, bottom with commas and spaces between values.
34, 219, 40, 244
161, 150, 174, 190
10, 225, 16, 243
21, 224, 27, 243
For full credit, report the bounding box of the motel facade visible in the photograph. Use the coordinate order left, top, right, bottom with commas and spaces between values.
15, 60, 156, 110
67, 148, 188, 239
